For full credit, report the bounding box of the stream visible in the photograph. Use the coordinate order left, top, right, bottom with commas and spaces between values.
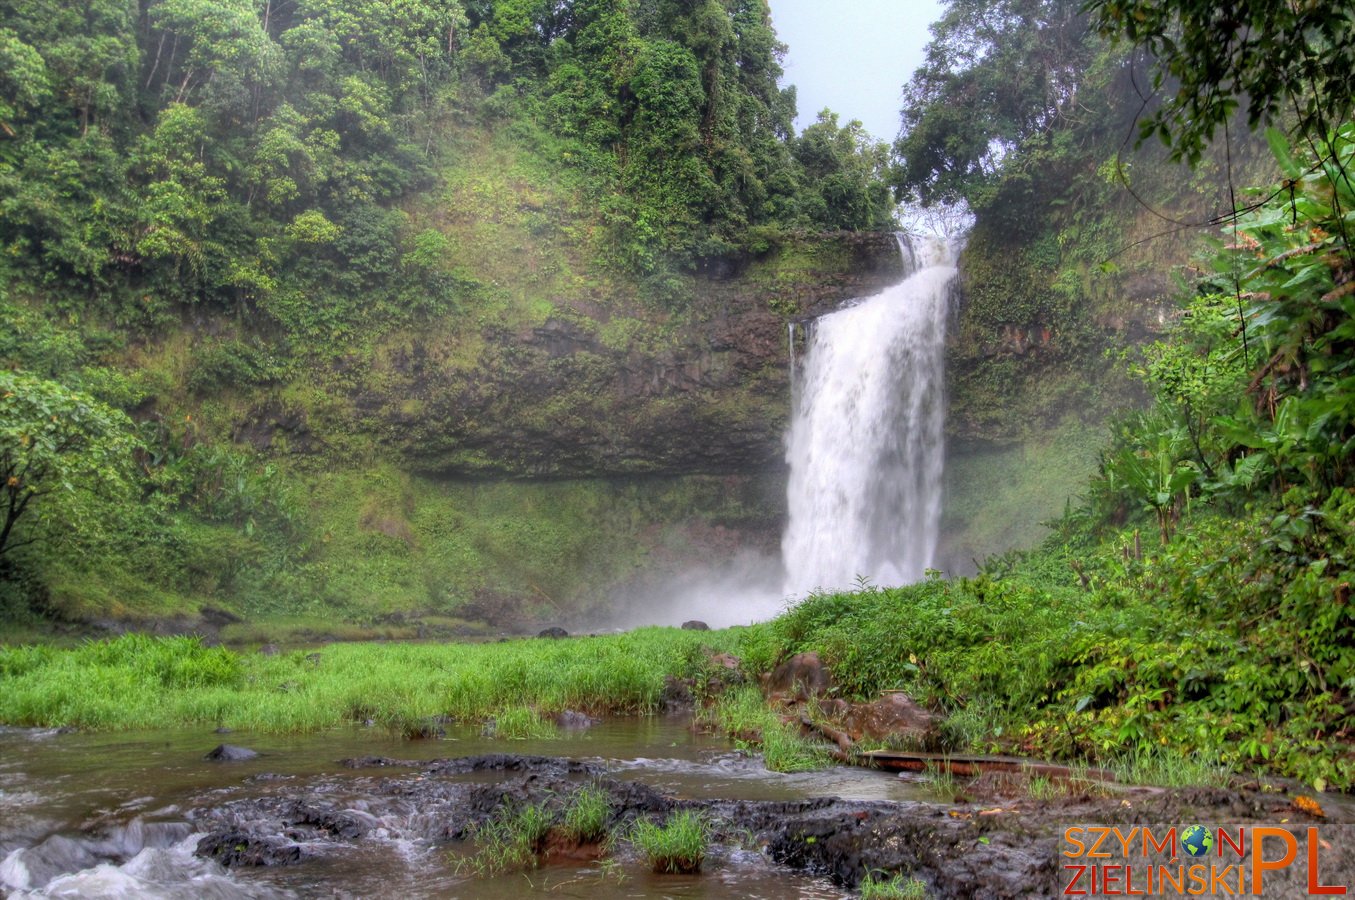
0, 718, 926, 898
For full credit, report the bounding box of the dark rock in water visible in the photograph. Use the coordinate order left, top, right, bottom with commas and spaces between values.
214, 726, 233, 734
341, 755, 408, 769
681, 620, 711, 631
196, 831, 305, 867
555, 710, 598, 730
537, 627, 569, 639
205, 743, 259, 761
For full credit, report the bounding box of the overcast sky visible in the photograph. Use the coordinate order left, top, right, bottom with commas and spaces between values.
768, 0, 947, 143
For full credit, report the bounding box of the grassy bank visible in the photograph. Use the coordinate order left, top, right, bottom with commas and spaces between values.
0, 628, 738, 734
734, 494, 1355, 792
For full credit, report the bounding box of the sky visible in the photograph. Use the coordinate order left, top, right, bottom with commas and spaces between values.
767, 0, 947, 143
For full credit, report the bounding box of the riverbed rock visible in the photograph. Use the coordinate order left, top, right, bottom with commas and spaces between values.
537, 627, 569, 639
681, 619, 710, 631
196, 831, 306, 867
176, 752, 1346, 896
205, 743, 260, 761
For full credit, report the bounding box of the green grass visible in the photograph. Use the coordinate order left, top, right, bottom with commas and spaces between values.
561, 785, 611, 844
455, 803, 557, 876
628, 810, 709, 874
704, 685, 833, 773
486, 706, 558, 740
454, 785, 614, 877
1111, 748, 1232, 789
860, 871, 929, 899
0, 629, 738, 732
1025, 775, 1058, 801
921, 762, 962, 803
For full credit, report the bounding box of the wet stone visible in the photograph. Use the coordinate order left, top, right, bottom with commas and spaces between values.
204, 743, 259, 761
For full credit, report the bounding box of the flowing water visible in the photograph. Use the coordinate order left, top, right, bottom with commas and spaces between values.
782, 235, 956, 596
630, 233, 958, 626
0, 720, 926, 898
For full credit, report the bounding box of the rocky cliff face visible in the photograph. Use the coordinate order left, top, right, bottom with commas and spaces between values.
241, 232, 906, 478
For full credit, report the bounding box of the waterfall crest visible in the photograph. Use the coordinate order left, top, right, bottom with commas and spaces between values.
781, 234, 957, 596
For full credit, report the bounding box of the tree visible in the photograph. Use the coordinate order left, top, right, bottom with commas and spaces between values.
892, 0, 1094, 206
1084, 0, 1355, 165
0, 370, 139, 560
794, 110, 896, 231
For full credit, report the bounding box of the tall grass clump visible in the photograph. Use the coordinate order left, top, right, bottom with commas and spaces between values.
628, 810, 709, 874
1112, 748, 1231, 789
860, 871, 929, 899
561, 785, 611, 844
485, 706, 557, 740
921, 762, 962, 803
455, 803, 556, 877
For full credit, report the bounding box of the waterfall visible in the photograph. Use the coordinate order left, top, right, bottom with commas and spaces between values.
781, 234, 957, 596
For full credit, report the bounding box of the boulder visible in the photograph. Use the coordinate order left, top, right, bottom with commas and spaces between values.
205, 744, 260, 762
681, 620, 711, 631
841, 691, 936, 745
537, 627, 569, 639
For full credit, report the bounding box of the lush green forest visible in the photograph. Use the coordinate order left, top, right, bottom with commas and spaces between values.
0, 0, 894, 627
3, 0, 1355, 792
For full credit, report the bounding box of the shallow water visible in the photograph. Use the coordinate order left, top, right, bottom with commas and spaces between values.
0, 718, 926, 898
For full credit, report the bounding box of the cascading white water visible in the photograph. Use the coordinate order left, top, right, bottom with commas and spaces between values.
781, 234, 957, 596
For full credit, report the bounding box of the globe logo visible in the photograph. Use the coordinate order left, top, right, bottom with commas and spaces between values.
1180, 825, 1213, 858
